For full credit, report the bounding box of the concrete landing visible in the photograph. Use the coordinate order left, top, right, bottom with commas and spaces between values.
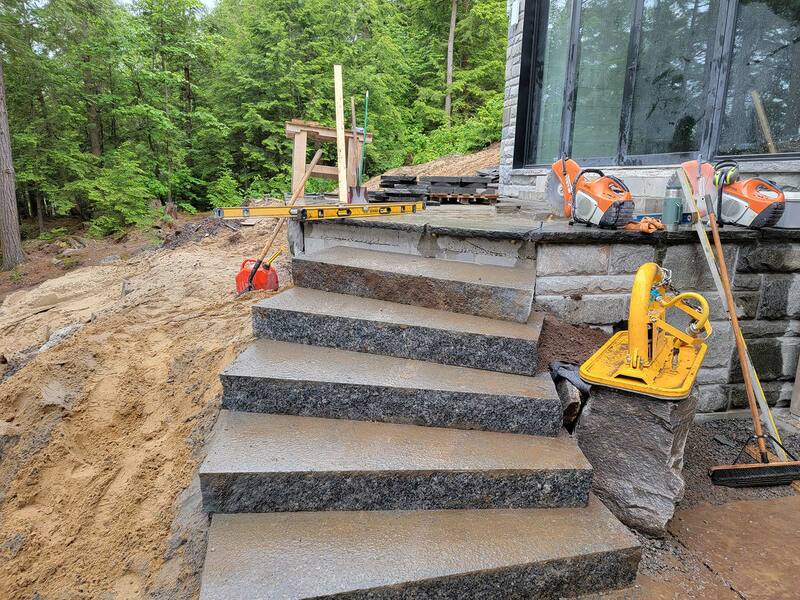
221, 339, 562, 436
199, 496, 641, 600
252, 287, 543, 375
293, 246, 536, 322
200, 411, 591, 513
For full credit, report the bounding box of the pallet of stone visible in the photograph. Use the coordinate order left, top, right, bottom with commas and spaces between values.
380, 175, 418, 188
429, 192, 499, 205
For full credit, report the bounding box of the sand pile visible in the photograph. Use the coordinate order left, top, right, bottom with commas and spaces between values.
0, 219, 290, 599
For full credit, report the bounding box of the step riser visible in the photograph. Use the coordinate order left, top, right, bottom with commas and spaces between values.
221, 376, 562, 436
200, 470, 591, 513
315, 550, 639, 600
293, 256, 534, 323
252, 307, 538, 376
322, 549, 640, 600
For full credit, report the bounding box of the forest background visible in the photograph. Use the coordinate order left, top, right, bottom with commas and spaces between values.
0, 0, 506, 244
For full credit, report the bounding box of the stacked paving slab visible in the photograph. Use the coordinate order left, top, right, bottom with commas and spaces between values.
198, 245, 641, 599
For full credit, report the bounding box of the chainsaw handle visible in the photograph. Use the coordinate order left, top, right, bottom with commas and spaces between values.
662, 292, 712, 338
573, 168, 605, 191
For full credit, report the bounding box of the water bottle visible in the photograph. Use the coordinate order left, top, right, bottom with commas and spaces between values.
662, 179, 683, 232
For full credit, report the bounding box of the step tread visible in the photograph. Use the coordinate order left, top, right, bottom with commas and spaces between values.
295, 246, 536, 290
222, 339, 556, 400
200, 497, 640, 600
201, 411, 589, 475
254, 287, 544, 341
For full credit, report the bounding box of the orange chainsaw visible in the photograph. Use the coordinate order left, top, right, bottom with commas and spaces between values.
680, 159, 785, 228
545, 156, 634, 228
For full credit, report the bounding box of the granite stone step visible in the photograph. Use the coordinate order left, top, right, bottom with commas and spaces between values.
221, 339, 562, 436
199, 497, 641, 600
292, 246, 536, 323
252, 287, 544, 376
200, 411, 591, 513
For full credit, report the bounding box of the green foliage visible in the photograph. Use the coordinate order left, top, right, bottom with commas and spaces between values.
207, 170, 242, 208
10, 268, 24, 283
38, 227, 69, 241
3, 0, 507, 233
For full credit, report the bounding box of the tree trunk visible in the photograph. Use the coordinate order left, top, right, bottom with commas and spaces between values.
84, 63, 102, 157
444, 0, 458, 126
0, 60, 25, 269
36, 190, 44, 234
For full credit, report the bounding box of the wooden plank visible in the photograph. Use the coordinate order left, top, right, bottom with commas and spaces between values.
310, 164, 339, 179
291, 130, 308, 199
285, 121, 372, 144
333, 65, 348, 205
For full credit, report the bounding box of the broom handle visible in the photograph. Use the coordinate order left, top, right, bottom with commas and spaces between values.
708, 212, 769, 462
254, 148, 323, 264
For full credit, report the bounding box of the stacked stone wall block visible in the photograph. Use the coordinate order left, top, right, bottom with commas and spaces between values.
696, 384, 730, 413
737, 242, 800, 273
535, 294, 630, 326
758, 273, 800, 319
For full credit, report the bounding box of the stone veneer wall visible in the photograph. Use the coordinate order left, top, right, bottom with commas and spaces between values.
535, 241, 800, 413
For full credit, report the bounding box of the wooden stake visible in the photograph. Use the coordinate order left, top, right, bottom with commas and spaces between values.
751, 90, 778, 154
333, 65, 348, 205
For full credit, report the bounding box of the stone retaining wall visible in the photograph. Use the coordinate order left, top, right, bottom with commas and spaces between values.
535, 241, 800, 414
293, 220, 800, 415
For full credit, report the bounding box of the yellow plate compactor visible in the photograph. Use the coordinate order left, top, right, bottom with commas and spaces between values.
580, 262, 712, 400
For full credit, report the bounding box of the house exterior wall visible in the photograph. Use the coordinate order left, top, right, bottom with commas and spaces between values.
500, 0, 800, 213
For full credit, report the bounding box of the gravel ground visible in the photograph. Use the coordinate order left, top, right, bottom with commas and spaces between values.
679, 418, 800, 509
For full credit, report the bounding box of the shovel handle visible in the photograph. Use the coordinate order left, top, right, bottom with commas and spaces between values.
254, 149, 323, 265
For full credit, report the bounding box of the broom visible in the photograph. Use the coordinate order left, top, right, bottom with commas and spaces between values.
706, 209, 800, 486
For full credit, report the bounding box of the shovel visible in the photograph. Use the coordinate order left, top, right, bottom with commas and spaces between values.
349, 92, 369, 204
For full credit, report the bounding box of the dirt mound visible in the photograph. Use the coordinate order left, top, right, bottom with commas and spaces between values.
0, 218, 290, 599
365, 143, 500, 190
535, 314, 611, 373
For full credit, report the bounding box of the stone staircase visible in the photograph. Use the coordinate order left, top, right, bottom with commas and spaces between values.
198, 247, 641, 599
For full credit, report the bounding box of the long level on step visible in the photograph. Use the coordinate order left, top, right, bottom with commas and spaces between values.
214, 201, 425, 221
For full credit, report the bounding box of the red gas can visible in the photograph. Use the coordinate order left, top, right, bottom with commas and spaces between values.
235, 259, 279, 294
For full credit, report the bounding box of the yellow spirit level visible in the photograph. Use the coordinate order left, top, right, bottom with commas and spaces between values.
213, 201, 425, 221
579, 262, 712, 400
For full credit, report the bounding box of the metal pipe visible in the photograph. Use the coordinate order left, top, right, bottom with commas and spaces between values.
627, 262, 662, 367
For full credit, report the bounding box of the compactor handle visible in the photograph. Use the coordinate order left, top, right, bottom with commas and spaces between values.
662, 292, 713, 339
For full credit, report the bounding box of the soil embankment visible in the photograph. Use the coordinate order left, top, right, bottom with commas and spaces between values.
0, 219, 288, 599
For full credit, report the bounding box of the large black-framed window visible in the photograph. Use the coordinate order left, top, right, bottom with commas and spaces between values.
514, 0, 800, 168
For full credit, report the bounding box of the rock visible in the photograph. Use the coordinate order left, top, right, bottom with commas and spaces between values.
758, 274, 800, 319
38, 324, 81, 353
536, 244, 610, 276
535, 294, 630, 326
535, 274, 634, 295
575, 386, 699, 537
99, 254, 121, 264
738, 243, 800, 273
696, 384, 729, 412
662, 244, 739, 291
608, 244, 655, 274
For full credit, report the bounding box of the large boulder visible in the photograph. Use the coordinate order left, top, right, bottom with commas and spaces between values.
575, 385, 698, 537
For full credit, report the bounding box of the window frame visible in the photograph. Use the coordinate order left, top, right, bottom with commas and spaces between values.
513, 0, 800, 168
